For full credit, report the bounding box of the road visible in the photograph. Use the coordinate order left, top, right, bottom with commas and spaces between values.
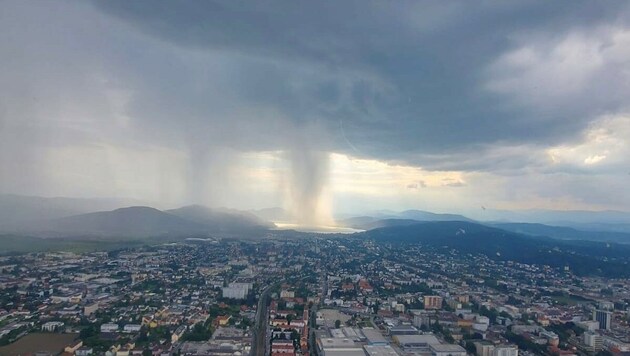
252, 281, 280, 356
309, 271, 328, 356
251, 274, 314, 356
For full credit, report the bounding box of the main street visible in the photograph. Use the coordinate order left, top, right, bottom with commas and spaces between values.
251, 282, 280, 356
251, 273, 312, 356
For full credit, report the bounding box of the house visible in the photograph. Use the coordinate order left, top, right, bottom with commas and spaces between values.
75, 346, 94, 356
124, 324, 142, 333
41, 321, 64, 332
171, 325, 187, 343
215, 315, 232, 326
272, 343, 296, 356
100, 323, 119, 333
64, 340, 83, 354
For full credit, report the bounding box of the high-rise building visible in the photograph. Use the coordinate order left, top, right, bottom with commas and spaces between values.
583, 331, 603, 351
493, 345, 518, 356
598, 301, 614, 311
423, 296, 443, 310
593, 310, 612, 330
222, 282, 251, 299
474, 341, 495, 356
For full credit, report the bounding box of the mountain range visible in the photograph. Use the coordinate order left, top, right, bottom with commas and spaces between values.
0, 194, 147, 226
0, 195, 274, 238
2, 195, 630, 277
489, 222, 630, 244
338, 210, 473, 230
358, 221, 630, 277
1, 194, 630, 244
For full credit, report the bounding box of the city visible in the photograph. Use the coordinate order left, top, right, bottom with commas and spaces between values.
2, 1, 630, 356
1, 234, 629, 355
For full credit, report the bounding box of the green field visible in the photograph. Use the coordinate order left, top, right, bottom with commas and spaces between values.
0, 234, 151, 254
550, 294, 593, 306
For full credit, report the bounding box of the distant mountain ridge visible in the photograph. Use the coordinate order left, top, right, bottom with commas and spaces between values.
249, 207, 291, 222
339, 217, 424, 230
364, 209, 473, 222
490, 222, 630, 244
0, 194, 147, 227
0, 197, 275, 238
338, 210, 473, 230
36, 206, 205, 238
359, 221, 630, 277
396, 209, 474, 222
482, 208, 630, 226
167, 205, 275, 233
2, 194, 629, 243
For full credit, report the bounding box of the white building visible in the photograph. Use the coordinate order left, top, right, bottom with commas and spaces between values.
473, 315, 490, 332
474, 341, 495, 356
317, 338, 364, 356
430, 344, 467, 356
583, 331, 603, 351
75, 346, 93, 356
222, 282, 252, 299
42, 321, 64, 332
578, 320, 600, 331
280, 289, 295, 298
223, 286, 248, 299
123, 324, 142, 333
598, 301, 614, 311
100, 323, 119, 333
230, 282, 252, 292
493, 345, 518, 356
364, 345, 399, 356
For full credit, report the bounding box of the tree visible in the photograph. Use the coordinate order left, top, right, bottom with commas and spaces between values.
335, 319, 341, 328
444, 332, 454, 343
137, 330, 148, 343
465, 341, 477, 354
373, 300, 380, 314
287, 314, 294, 325
80, 325, 97, 339
291, 330, 300, 342
595, 351, 613, 356
182, 323, 213, 341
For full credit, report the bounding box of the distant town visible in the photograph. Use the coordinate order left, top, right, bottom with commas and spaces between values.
1, 234, 628, 356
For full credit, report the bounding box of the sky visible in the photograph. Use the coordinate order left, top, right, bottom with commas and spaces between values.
1, 1, 630, 222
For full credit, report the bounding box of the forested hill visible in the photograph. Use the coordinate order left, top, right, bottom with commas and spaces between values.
359, 221, 630, 278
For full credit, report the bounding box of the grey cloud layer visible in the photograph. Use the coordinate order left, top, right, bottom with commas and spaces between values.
94, 0, 630, 164
1, 0, 629, 210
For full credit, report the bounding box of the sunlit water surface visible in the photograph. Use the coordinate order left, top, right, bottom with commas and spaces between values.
273, 222, 363, 234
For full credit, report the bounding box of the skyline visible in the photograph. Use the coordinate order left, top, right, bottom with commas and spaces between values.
2, 1, 630, 224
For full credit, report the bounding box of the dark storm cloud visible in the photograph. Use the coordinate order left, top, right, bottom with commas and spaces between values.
94, 0, 630, 168
2, 0, 630, 212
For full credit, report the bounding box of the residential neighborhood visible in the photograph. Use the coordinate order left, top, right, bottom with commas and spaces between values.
1, 235, 629, 355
